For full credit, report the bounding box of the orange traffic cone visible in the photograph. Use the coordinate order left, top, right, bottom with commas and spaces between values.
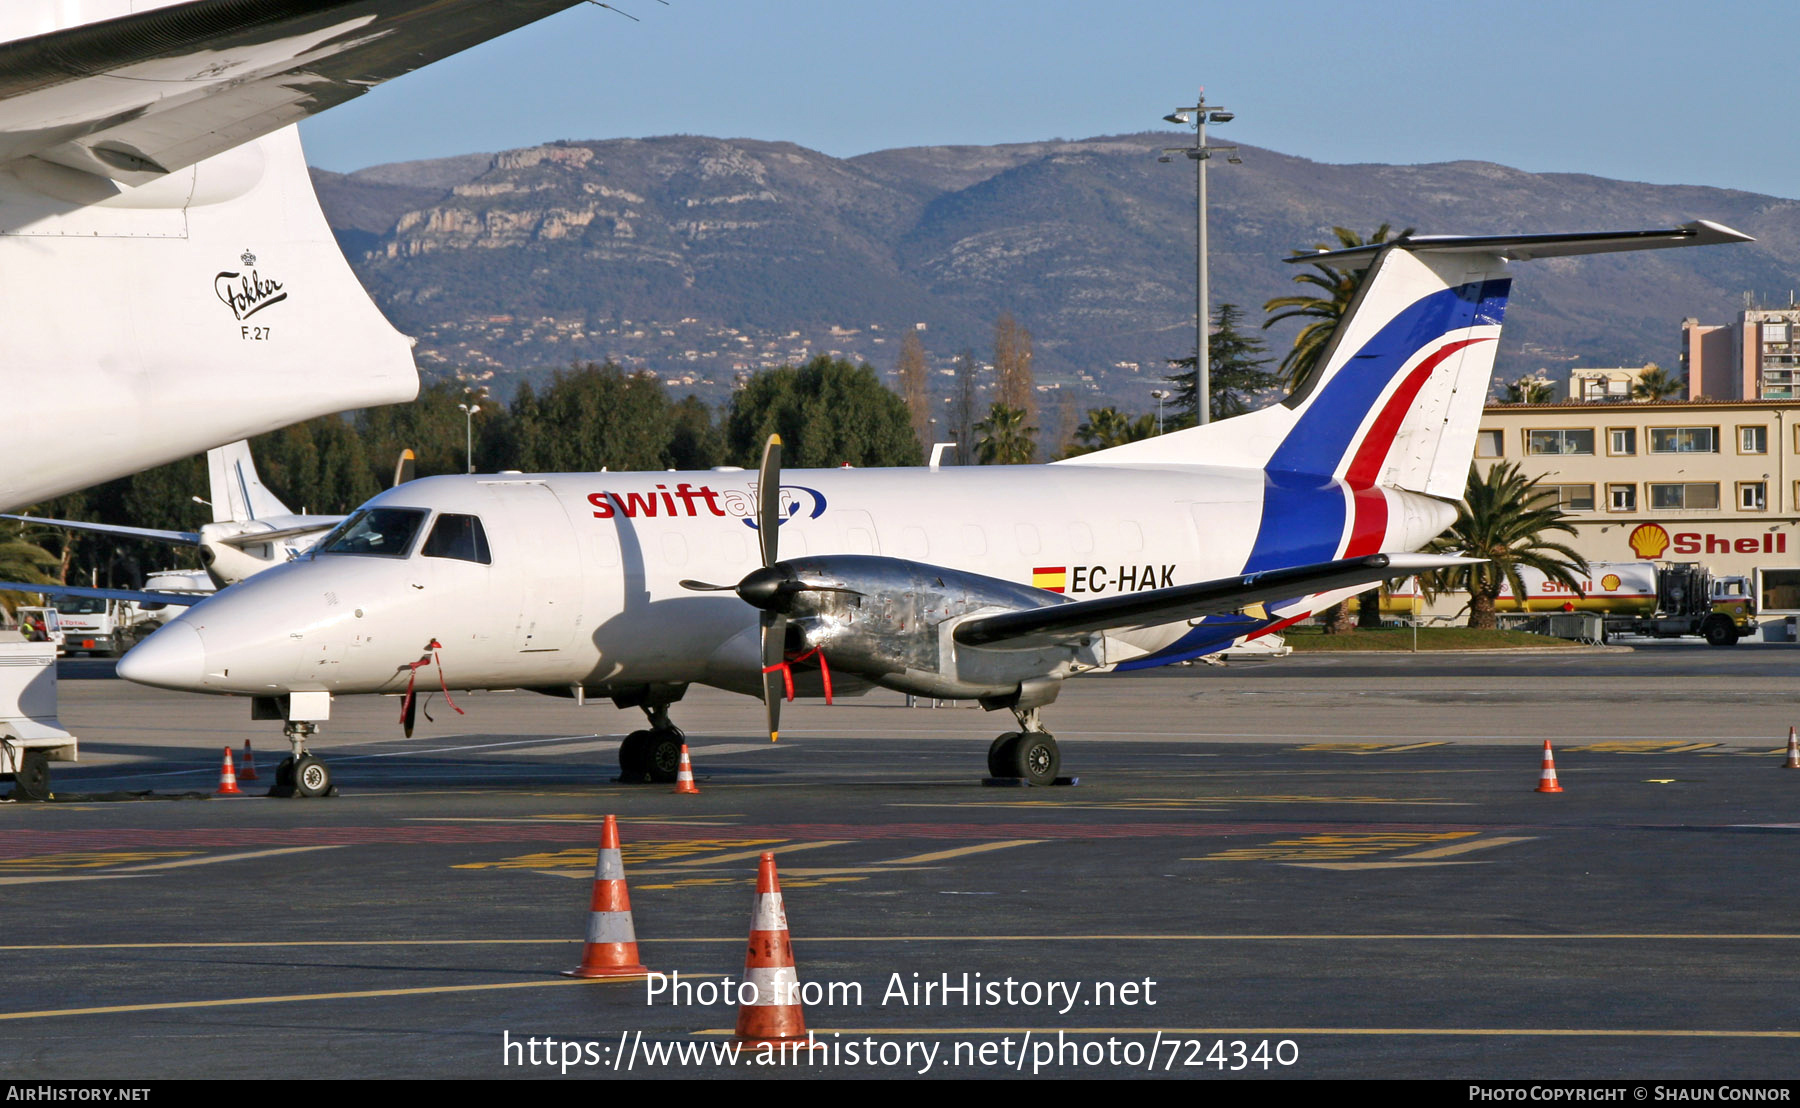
1783, 727, 1799, 770
674, 745, 700, 794
564, 815, 650, 978
1535, 740, 1563, 794
735, 852, 806, 1046
239, 740, 259, 782
215, 746, 243, 796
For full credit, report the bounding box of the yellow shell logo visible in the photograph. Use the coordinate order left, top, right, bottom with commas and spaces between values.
1600, 573, 1621, 591
1628, 523, 1669, 559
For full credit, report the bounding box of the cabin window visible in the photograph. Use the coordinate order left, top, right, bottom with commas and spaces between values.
321, 508, 427, 558
421, 513, 492, 564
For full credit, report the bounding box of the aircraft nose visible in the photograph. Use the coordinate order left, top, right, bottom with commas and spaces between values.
117, 623, 207, 691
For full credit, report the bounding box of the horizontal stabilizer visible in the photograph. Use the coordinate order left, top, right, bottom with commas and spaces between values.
953, 553, 1478, 649
1, 513, 200, 546
1297, 220, 1753, 269
214, 521, 337, 548
0, 581, 206, 607
0, 1, 587, 180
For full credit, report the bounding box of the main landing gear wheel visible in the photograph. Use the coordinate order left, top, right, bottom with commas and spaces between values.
1006, 732, 1060, 787
618, 728, 684, 784
987, 733, 1021, 778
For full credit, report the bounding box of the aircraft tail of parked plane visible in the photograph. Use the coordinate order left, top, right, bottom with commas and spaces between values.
1064, 221, 1752, 501
0, 0, 587, 511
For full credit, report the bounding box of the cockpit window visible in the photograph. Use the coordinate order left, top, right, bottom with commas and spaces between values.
319, 508, 427, 558
421, 513, 492, 565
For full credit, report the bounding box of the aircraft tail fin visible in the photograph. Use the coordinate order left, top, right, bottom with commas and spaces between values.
207, 441, 291, 524
1059, 221, 1751, 499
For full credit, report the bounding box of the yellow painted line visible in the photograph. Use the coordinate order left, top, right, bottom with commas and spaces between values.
0, 974, 724, 1023
880, 840, 1043, 866
8, 934, 1800, 953
1285, 861, 1490, 871
669, 841, 850, 867
696, 1026, 1800, 1040
1391, 836, 1535, 861
1664, 743, 1720, 753
117, 845, 347, 872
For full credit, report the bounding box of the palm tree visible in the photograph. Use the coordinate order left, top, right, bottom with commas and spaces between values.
1263, 224, 1411, 391
974, 402, 1037, 465
1421, 462, 1590, 629
1503, 376, 1555, 404
1632, 363, 1686, 401
0, 527, 60, 621
1061, 406, 1157, 457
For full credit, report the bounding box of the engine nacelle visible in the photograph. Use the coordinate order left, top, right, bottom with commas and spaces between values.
767, 555, 1101, 703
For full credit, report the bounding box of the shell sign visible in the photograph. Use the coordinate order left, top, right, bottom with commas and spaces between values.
1628, 523, 1670, 559
1600, 573, 1622, 590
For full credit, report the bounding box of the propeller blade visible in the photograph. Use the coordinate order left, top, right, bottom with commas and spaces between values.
393, 449, 416, 487
678, 579, 736, 592
761, 612, 787, 742
757, 433, 782, 568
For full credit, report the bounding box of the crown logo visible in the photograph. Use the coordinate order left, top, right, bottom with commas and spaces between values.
240, 249, 256, 267
1628, 523, 1669, 560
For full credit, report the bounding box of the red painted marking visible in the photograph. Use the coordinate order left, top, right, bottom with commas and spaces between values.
1342, 338, 1492, 490
1342, 485, 1389, 559
1245, 613, 1310, 642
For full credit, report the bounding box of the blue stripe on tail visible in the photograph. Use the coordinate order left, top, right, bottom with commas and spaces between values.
1266, 279, 1510, 479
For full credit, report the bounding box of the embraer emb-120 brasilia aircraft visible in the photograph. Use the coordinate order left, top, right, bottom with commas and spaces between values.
107, 222, 1751, 794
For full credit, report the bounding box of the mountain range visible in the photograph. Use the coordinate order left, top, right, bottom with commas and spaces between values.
310, 132, 1800, 407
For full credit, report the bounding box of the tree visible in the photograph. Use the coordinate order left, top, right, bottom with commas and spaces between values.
666, 394, 723, 470
506, 362, 677, 473
355, 379, 488, 482
948, 348, 982, 465
1421, 461, 1591, 629
1503, 376, 1555, 404
1062, 406, 1157, 457
973, 402, 1037, 465
895, 329, 933, 452
1165, 302, 1277, 424
0, 525, 60, 619
993, 312, 1036, 431
1632, 363, 1686, 401
1263, 224, 1410, 391
724, 356, 923, 468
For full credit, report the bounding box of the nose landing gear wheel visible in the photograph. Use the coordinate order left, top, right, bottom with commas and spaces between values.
292, 755, 332, 797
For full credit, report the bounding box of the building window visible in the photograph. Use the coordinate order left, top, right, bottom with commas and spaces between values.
1526, 428, 1595, 455
1607, 428, 1636, 456
1739, 482, 1768, 511
1607, 484, 1637, 512
1761, 568, 1800, 612
1739, 425, 1769, 454
1536, 483, 1595, 512
1648, 426, 1717, 454
1475, 429, 1503, 458
1649, 482, 1721, 510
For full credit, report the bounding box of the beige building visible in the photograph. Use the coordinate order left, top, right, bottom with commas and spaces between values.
1475, 398, 1800, 612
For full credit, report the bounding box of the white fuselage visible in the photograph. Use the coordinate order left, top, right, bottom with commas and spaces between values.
123, 463, 1455, 702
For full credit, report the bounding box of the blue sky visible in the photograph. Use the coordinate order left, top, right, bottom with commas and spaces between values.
301, 0, 1800, 199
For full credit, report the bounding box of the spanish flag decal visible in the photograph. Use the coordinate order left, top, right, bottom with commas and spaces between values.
1032, 566, 1067, 593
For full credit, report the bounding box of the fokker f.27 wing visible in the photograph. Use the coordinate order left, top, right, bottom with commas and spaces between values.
0, 1, 586, 182
952, 553, 1479, 649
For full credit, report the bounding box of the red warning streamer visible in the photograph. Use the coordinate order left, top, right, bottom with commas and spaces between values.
760, 647, 833, 705
399, 639, 465, 725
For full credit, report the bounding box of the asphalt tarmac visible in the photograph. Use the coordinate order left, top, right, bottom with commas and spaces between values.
4, 642, 1799, 1080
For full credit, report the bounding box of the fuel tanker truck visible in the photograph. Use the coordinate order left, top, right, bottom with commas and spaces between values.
1385, 562, 1756, 645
